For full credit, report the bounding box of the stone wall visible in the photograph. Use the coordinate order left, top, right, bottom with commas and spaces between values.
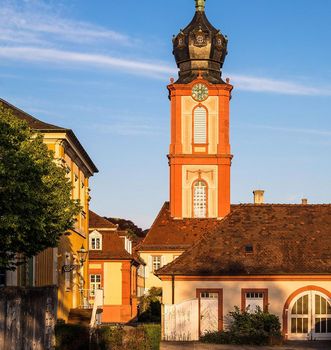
0, 286, 57, 350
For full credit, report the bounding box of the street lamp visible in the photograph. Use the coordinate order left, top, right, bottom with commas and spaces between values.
62, 245, 88, 272
77, 245, 88, 266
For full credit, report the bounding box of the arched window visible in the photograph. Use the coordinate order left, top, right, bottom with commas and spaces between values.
193, 180, 207, 218
288, 290, 331, 339
193, 107, 207, 144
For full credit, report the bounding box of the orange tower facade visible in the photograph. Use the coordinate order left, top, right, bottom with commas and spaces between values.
168, 0, 233, 219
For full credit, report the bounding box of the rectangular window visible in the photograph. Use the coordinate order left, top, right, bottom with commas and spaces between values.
152, 256, 161, 272
242, 289, 268, 313
138, 265, 145, 277
193, 107, 207, 144
64, 253, 71, 291
200, 292, 219, 299
90, 274, 101, 296
91, 237, 101, 250
124, 237, 132, 254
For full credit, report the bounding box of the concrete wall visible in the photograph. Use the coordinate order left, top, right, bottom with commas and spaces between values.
0, 286, 57, 350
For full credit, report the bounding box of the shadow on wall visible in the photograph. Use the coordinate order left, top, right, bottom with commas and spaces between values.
57, 233, 87, 321
177, 279, 331, 338
0, 285, 57, 350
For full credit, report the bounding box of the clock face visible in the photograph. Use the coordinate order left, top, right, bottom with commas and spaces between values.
192, 83, 208, 102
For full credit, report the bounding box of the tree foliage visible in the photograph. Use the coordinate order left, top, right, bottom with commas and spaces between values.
105, 216, 149, 241
201, 306, 282, 345
0, 103, 81, 269
138, 287, 162, 323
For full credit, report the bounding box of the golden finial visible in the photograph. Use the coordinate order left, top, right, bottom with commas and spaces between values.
195, 0, 206, 12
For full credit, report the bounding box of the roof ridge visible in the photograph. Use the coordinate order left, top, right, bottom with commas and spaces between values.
0, 97, 65, 130
156, 209, 236, 275
89, 210, 117, 229
141, 201, 168, 246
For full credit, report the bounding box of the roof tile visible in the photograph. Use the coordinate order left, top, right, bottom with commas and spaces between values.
140, 202, 226, 251
157, 204, 331, 276
89, 210, 117, 230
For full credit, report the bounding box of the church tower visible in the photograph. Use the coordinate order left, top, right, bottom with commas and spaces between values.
168, 0, 233, 219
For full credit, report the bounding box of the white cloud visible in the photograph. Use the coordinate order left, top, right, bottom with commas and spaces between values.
1, 1, 331, 96
0, 46, 176, 79
0, 1, 133, 46
230, 74, 331, 96
237, 123, 331, 137
2, 44, 331, 96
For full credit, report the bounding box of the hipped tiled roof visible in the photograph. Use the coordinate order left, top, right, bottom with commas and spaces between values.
156, 204, 331, 276
89, 230, 133, 261
89, 211, 141, 264
1, 98, 98, 173
89, 210, 117, 230
140, 202, 225, 251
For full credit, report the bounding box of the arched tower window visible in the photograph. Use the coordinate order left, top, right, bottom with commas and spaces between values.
193, 107, 207, 144
193, 180, 207, 218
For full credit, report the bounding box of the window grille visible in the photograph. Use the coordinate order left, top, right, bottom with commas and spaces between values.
245, 292, 264, 313
90, 274, 101, 296
193, 180, 207, 218
201, 292, 218, 299
152, 256, 161, 272
91, 237, 101, 250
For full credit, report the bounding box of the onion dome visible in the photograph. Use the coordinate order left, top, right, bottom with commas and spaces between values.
172, 0, 228, 84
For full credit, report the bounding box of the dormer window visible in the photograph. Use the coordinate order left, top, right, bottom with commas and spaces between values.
124, 236, 132, 254
92, 237, 101, 250
89, 230, 102, 251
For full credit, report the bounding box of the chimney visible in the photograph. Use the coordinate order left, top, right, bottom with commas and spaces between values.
253, 190, 265, 204
302, 198, 308, 205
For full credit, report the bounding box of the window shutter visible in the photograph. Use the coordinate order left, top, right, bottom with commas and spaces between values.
161, 256, 166, 267
194, 107, 207, 144
148, 256, 153, 275
65, 253, 71, 290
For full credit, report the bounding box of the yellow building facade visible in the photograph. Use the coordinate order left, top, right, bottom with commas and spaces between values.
2, 98, 98, 321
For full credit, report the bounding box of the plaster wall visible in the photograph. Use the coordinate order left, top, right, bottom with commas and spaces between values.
182, 164, 218, 218
181, 96, 218, 155
162, 279, 331, 329
104, 262, 122, 305
139, 252, 184, 290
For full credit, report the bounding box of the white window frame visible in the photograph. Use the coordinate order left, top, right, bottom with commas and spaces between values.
90, 274, 101, 296
152, 256, 161, 272
245, 292, 264, 313
124, 237, 132, 254
91, 237, 101, 250
193, 180, 207, 218
89, 230, 102, 251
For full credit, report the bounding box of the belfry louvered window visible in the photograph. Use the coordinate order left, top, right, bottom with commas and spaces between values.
193, 107, 207, 144
193, 180, 207, 218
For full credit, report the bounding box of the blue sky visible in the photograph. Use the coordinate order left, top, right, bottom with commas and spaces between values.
1, 0, 331, 228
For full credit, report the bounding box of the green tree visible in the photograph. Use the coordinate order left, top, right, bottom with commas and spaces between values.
0, 103, 81, 270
